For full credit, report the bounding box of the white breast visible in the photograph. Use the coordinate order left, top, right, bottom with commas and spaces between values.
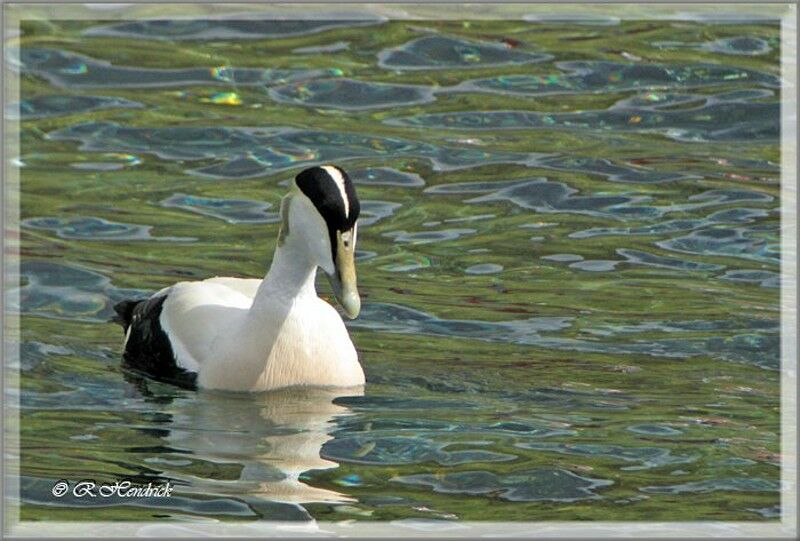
160, 277, 364, 392
253, 298, 363, 391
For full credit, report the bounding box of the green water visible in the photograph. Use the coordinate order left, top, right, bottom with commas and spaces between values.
11, 15, 781, 523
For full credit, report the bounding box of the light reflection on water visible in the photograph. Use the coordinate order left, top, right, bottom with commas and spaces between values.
14, 14, 781, 523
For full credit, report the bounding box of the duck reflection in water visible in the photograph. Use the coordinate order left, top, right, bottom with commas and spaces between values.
126, 373, 363, 511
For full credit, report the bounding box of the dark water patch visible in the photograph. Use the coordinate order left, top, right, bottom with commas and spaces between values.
71, 162, 126, 171
538, 156, 694, 184
383, 228, 476, 244
444, 214, 496, 224
8, 95, 142, 120
195, 154, 300, 178
485, 421, 575, 438
293, 41, 350, 54
640, 478, 780, 494
677, 189, 774, 212
378, 35, 551, 71
425, 179, 534, 195
451, 61, 779, 96
569, 260, 620, 272
428, 182, 773, 226
640, 333, 780, 370
160, 194, 278, 224
17, 341, 73, 371
708, 208, 772, 224
617, 248, 725, 272
627, 424, 684, 436
333, 395, 480, 412
586, 317, 779, 336
714, 457, 757, 466
355, 250, 378, 262
350, 302, 573, 344
392, 468, 612, 502
463, 178, 653, 220
47, 122, 544, 178
517, 387, 638, 411
561, 314, 781, 370
720, 270, 779, 288
465, 263, 503, 275
571, 208, 769, 239
391, 89, 778, 143
352, 302, 778, 369
654, 36, 772, 56
657, 227, 779, 264
360, 200, 402, 227
337, 416, 574, 440
321, 436, 516, 466
83, 16, 385, 40
23, 216, 171, 241
748, 505, 781, 518
429, 176, 703, 222
269, 78, 436, 110
518, 442, 696, 471
335, 417, 459, 434
696, 333, 780, 369
12, 260, 148, 323
541, 253, 584, 262
13, 47, 337, 89
351, 167, 425, 187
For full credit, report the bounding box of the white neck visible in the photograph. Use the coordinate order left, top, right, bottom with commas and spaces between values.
203, 236, 319, 389
253, 237, 318, 311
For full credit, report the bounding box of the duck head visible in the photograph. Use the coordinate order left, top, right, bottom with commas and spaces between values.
280, 165, 361, 319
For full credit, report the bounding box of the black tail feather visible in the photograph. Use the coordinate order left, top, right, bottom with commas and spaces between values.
111, 299, 141, 328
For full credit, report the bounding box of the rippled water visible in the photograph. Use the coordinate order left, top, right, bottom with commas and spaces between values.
10, 14, 782, 524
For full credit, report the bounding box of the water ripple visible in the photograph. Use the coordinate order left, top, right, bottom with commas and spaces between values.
322, 436, 516, 466
720, 270, 779, 288
12, 260, 147, 323
379, 35, 551, 71
657, 227, 779, 264
8, 95, 142, 120
391, 89, 778, 143
653, 36, 772, 56
518, 442, 697, 471
351, 167, 425, 187
641, 478, 780, 494
161, 194, 278, 224
23, 216, 193, 241
13, 47, 338, 89
269, 78, 436, 110
451, 61, 779, 96
83, 15, 386, 40
46, 122, 545, 178
428, 178, 773, 222
393, 468, 613, 502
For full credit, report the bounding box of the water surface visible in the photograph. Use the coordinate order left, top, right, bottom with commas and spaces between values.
12, 15, 781, 523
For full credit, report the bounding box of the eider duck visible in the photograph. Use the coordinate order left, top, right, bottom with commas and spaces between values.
112, 165, 365, 391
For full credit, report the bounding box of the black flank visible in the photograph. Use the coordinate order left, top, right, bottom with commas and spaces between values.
112, 296, 197, 390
